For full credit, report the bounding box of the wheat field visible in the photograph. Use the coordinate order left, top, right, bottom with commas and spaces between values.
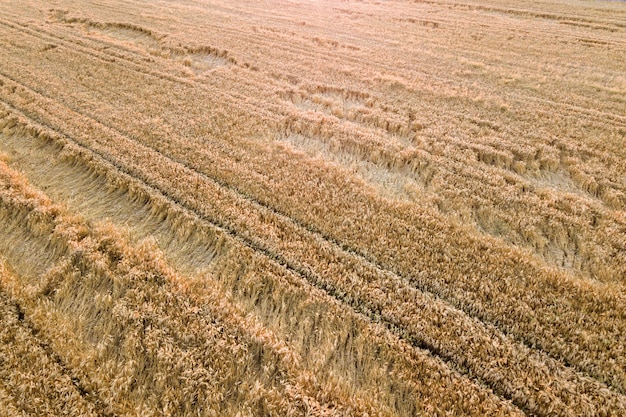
0, 0, 624, 415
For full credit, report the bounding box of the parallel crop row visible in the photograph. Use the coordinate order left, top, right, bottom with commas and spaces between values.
1, 72, 624, 415
0, 114, 523, 415
0, 0, 624, 414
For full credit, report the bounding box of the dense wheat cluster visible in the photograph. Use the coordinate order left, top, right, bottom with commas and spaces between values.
0, 0, 624, 415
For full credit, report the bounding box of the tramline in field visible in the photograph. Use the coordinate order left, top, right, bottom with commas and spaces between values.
0, 0, 624, 415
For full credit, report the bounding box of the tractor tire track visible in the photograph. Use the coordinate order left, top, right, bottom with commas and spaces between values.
0, 11, 624, 132
1, 71, 625, 415
1, 45, 624, 401
0, 277, 109, 417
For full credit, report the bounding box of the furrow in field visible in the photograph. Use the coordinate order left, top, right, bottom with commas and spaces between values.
0, 94, 527, 414
0, 159, 347, 416
0, 144, 521, 414
0, 126, 525, 416
9, 10, 620, 290
0, 281, 103, 417
17, 8, 619, 226
154, 2, 626, 126
4, 57, 611, 404
1, 76, 624, 414
0, 217, 114, 417
439, 1, 626, 29
0, 15, 286, 130
7, 5, 625, 139
2, 1, 615, 171
1, 0, 620, 410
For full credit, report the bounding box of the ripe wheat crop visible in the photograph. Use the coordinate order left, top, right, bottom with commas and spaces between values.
0, 0, 624, 415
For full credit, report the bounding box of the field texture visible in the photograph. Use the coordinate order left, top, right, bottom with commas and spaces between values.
0, 0, 625, 415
